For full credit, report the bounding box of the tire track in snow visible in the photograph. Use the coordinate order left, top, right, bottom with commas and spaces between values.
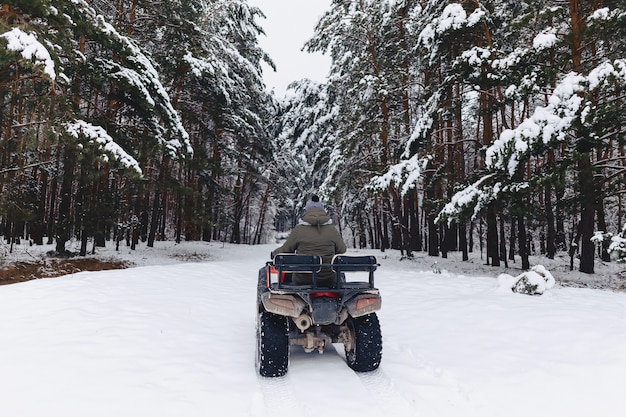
378, 343, 486, 417
257, 373, 310, 417
355, 368, 417, 417
258, 353, 370, 417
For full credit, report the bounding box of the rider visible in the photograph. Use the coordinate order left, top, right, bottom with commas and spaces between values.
272, 195, 347, 287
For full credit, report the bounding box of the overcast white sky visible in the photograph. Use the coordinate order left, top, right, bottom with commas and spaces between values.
248, 0, 332, 97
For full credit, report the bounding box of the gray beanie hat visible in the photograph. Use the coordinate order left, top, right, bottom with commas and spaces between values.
305, 194, 324, 211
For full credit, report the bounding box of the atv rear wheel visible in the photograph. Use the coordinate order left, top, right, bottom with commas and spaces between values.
256, 311, 289, 377
344, 313, 382, 372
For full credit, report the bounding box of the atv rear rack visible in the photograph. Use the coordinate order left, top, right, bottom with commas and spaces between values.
267, 253, 379, 293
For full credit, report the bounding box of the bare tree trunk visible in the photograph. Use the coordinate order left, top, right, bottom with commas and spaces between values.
499, 213, 508, 268
486, 205, 499, 266
56, 146, 76, 254
545, 181, 556, 259
458, 220, 468, 261
518, 214, 530, 270
148, 159, 166, 247
508, 214, 516, 261
253, 184, 270, 245
596, 199, 611, 262
578, 156, 595, 273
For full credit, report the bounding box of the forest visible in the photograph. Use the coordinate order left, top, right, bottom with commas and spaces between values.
1, 0, 625, 274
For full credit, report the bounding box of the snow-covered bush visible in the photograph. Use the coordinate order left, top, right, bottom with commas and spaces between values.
498, 265, 556, 295
608, 225, 626, 262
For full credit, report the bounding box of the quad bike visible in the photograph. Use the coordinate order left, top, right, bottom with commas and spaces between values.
256, 253, 382, 377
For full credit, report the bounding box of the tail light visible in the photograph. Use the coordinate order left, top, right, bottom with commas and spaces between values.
356, 297, 378, 310
268, 297, 294, 310
267, 266, 286, 284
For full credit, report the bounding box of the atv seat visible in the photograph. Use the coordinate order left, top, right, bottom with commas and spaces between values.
332, 255, 378, 289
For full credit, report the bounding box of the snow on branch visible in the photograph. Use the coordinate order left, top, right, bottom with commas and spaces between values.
532, 27, 558, 51
485, 59, 626, 177
65, 120, 142, 175
587, 7, 626, 25
404, 92, 440, 157
69, 0, 191, 156
436, 174, 496, 223
369, 154, 430, 196
609, 224, 626, 261
1, 28, 56, 80
418, 4, 485, 56
96, 15, 191, 155
183, 52, 218, 78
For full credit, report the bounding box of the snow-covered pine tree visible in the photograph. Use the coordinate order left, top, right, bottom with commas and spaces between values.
273, 79, 333, 215
306, 0, 420, 254
1, 0, 276, 250
439, 0, 626, 273
1, 1, 185, 252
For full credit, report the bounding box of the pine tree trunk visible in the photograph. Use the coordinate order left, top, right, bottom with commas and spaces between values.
402, 194, 413, 258
486, 205, 499, 266
518, 214, 530, 270
499, 214, 508, 268
460, 220, 468, 261
230, 172, 243, 244
555, 176, 567, 252
33, 166, 47, 245
147, 187, 161, 248
148, 159, 166, 248
80, 231, 88, 256
175, 190, 182, 244
253, 185, 270, 245
440, 223, 448, 259
469, 220, 474, 253
408, 189, 421, 251
382, 210, 390, 252
509, 214, 516, 261
427, 213, 438, 256
596, 199, 611, 262
373, 205, 382, 250
366, 213, 374, 249
545, 182, 556, 259
578, 155, 595, 273
568, 0, 594, 273
56, 146, 76, 254
47, 151, 61, 244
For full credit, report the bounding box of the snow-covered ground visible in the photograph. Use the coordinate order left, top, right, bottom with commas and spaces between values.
1, 241, 625, 417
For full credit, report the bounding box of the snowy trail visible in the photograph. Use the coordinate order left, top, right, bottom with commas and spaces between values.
1, 243, 625, 417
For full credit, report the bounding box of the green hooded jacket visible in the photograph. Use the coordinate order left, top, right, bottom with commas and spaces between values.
272, 208, 346, 287
272, 207, 347, 265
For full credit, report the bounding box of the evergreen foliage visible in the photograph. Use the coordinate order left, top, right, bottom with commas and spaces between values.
0, 0, 276, 252
2, 0, 625, 277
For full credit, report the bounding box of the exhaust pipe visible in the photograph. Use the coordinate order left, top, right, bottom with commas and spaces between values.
294, 314, 312, 332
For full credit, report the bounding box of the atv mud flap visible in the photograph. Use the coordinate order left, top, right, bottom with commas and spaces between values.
310, 297, 340, 325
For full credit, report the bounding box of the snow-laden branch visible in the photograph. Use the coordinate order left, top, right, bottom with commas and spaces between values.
96, 15, 191, 155
0, 28, 56, 80
419, 4, 485, 48
436, 174, 496, 224
369, 154, 431, 196
404, 92, 439, 158
418, 3, 485, 62
68, 0, 191, 156
485, 59, 626, 177
608, 224, 626, 260
65, 120, 142, 175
